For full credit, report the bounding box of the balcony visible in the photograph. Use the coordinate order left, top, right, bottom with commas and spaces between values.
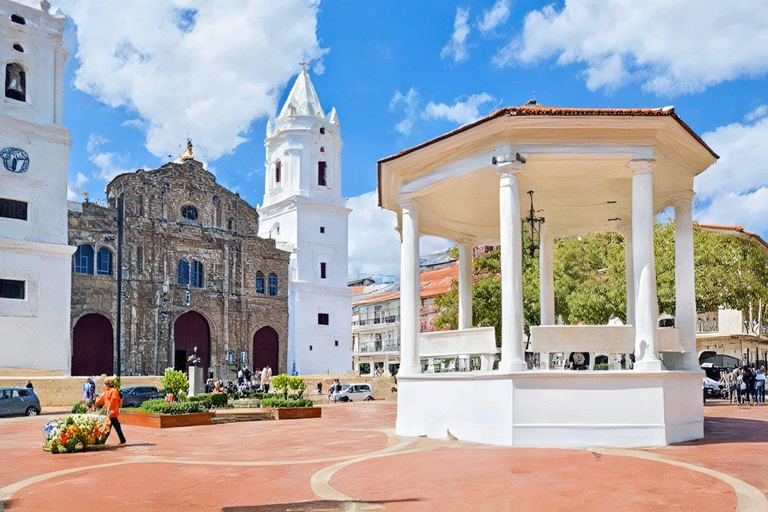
359, 342, 401, 354
352, 315, 400, 327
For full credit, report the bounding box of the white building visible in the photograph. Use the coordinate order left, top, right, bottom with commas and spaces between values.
0, 0, 74, 371
379, 101, 717, 448
258, 69, 352, 375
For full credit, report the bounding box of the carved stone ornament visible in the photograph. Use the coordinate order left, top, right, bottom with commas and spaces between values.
1, 147, 30, 173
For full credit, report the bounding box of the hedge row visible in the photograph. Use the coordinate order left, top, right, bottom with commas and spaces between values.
139, 399, 206, 415
260, 397, 314, 408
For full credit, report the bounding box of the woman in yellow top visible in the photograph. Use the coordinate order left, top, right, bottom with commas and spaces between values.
92, 377, 126, 445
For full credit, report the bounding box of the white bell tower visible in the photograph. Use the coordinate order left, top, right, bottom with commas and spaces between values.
258, 67, 352, 375
0, 0, 74, 372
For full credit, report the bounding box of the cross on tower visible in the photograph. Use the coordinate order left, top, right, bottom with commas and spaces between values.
299, 60, 309, 72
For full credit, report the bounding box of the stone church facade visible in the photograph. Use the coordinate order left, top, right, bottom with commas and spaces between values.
68, 155, 290, 378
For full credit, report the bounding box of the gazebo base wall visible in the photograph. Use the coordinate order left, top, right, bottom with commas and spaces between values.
395, 370, 703, 448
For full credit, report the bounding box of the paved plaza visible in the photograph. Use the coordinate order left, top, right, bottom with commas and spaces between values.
0, 401, 766, 511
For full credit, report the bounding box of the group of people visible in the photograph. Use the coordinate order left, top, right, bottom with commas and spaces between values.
205, 365, 273, 394
722, 365, 766, 405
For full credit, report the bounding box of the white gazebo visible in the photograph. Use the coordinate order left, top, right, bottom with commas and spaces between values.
378, 102, 718, 448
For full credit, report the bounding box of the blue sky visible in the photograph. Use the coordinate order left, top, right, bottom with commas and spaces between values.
54, 0, 768, 275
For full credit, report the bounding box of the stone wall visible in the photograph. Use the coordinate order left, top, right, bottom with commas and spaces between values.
300, 373, 397, 401
68, 159, 290, 379
0, 375, 162, 407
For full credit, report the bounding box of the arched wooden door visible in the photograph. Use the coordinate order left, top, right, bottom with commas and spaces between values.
253, 327, 279, 373
173, 311, 211, 375
71, 314, 114, 376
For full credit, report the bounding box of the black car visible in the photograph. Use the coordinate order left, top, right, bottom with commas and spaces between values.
121, 386, 164, 407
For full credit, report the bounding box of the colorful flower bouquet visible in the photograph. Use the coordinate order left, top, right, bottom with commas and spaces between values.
43, 414, 111, 454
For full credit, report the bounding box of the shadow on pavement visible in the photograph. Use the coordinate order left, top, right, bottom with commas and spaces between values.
223, 498, 419, 511
673, 415, 768, 446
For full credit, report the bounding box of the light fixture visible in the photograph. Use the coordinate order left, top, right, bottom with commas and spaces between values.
525, 190, 545, 257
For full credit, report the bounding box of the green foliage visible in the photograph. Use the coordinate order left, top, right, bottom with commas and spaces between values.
71, 403, 86, 414
270, 375, 306, 397
434, 223, 768, 333
359, 363, 371, 375
139, 399, 205, 415
112, 375, 121, 390
161, 368, 189, 398
260, 397, 313, 408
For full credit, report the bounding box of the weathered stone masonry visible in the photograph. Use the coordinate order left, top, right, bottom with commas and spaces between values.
68, 158, 290, 378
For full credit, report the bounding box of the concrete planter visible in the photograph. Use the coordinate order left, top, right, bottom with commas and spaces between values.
119, 411, 212, 428
271, 407, 321, 420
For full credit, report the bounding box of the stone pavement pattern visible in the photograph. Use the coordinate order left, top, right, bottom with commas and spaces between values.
0, 402, 765, 511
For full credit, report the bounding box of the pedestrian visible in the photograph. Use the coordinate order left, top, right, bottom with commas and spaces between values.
731, 368, 741, 404
755, 366, 766, 405
316, 381, 323, 395
82, 377, 95, 405
25, 380, 33, 390
742, 365, 755, 406
262, 366, 270, 393
92, 377, 126, 445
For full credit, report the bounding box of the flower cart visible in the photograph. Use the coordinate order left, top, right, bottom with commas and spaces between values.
43, 414, 111, 454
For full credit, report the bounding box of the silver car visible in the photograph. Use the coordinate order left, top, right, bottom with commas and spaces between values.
0, 387, 41, 417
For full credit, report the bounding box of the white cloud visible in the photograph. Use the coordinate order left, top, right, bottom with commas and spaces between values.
441, 6, 471, 64
55, 0, 326, 161
389, 87, 420, 136
746, 104, 768, 122
67, 172, 89, 201
347, 191, 452, 277
424, 93, 496, 125
86, 133, 132, 181
477, 0, 510, 34
493, 0, 768, 96
695, 113, 768, 236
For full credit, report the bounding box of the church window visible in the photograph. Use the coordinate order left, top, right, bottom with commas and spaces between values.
228, 217, 236, 230
320, 226, 325, 233
181, 204, 198, 222
73, 245, 94, 275
0, 198, 27, 220
268, 273, 278, 296
256, 271, 265, 294
318, 161, 327, 186
320, 146, 325, 153
96, 247, 113, 276
191, 260, 204, 288
275, 160, 281, 184
10, 14, 25, 25
335, 340, 339, 347
309, 345, 313, 351
5, 63, 26, 102
12, 44, 23, 53
320, 262, 327, 279
319, 127, 325, 135
136, 246, 143, 275
0, 279, 25, 300
177, 259, 190, 285
318, 313, 329, 325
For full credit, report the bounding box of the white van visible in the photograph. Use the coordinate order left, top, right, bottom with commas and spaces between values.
339, 383, 374, 402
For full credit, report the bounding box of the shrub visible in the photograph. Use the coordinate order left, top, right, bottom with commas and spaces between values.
187, 393, 228, 409
260, 397, 313, 408
71, 403, 86, 414
186, 394, 212, 409
271, 374, 307, 398
139, 399, 205, 415
161, 368, 189, 398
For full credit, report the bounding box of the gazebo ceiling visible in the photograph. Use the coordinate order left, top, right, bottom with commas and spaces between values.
378, 107, 718, 243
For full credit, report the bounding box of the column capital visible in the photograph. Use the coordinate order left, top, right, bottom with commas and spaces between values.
398, 198, 421, 213
629, 159, 656, 175
673, 190, 696, 206
496, 161, 524, 180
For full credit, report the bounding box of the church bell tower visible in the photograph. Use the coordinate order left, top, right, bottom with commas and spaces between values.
258, 67, 352, 375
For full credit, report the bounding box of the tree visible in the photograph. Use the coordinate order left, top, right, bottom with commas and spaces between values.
434, 223, 768, 340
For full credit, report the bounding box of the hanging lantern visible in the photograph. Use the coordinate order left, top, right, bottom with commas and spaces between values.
525, 190, 545, 257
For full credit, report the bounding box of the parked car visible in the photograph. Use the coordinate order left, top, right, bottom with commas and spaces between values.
0, 387, 41, 417
338, 383, 374, 402
121, 386, 164, 407
702, 377, 722, 398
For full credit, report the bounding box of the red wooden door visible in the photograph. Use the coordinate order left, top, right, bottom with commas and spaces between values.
253, 327, 279, 373
71, 314, 114, 376
173, 311, 211, 375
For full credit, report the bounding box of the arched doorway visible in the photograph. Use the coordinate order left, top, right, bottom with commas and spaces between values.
71, 314, 114, 376
173, 311, 211, 375
253, 326, 279, 373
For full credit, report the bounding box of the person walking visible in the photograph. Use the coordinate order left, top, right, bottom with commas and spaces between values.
262, 366, 270, 393
755, 366, 766, 405
735, 369, 744, 405
92, 377, 126, 445
742, 365, 755, 406
82, 377, 95, 405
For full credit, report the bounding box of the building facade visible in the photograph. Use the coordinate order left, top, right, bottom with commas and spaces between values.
0, 1, 75, 372
258, 69, 352, 375
68, 155, 290, 378
352, 264, 458, 376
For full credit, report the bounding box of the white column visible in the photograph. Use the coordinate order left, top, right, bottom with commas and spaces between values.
399, 200, 422, 374
631, 160, 663, 371
539, 228, 555, 369
458, 242, 474, 330
624, 227, 635, 326
498, 163, 528, 372
675, 193, 700, 370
